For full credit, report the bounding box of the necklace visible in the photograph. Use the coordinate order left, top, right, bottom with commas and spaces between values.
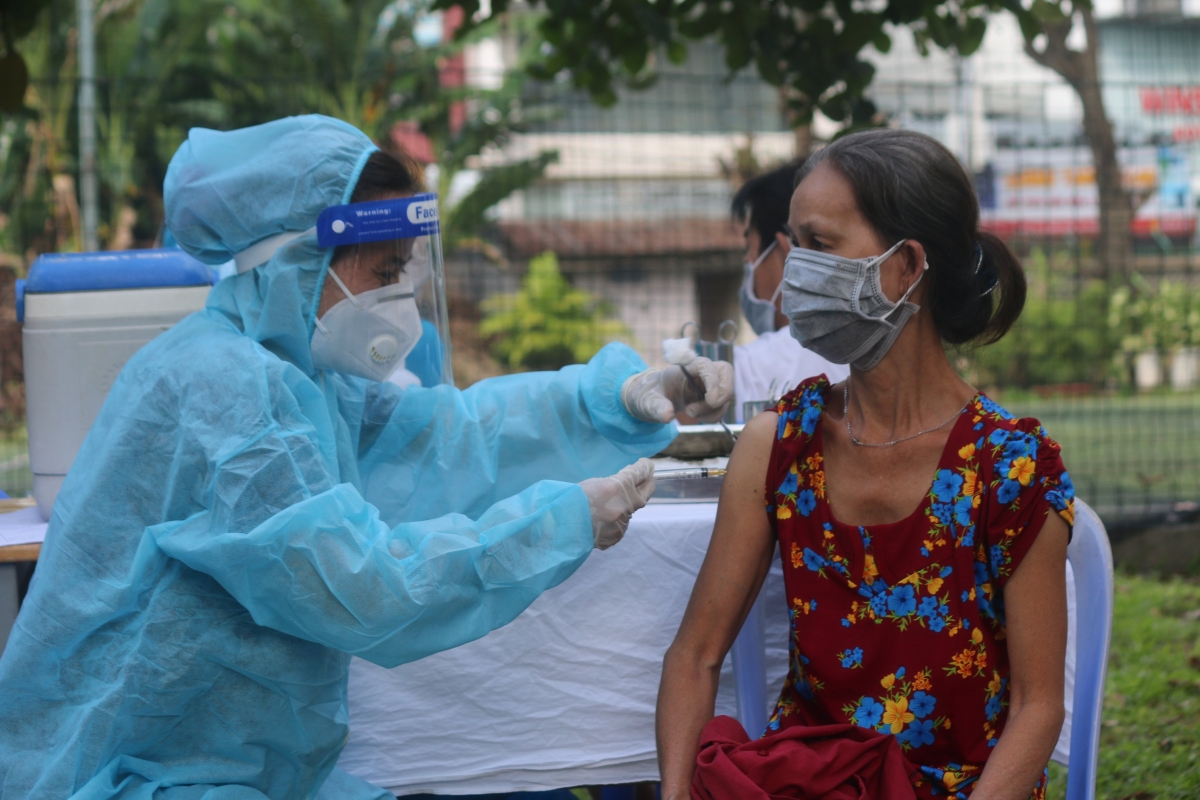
843, 379, 964, 448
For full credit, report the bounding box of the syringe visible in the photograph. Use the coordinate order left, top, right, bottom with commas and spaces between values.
653, 467, 728, 480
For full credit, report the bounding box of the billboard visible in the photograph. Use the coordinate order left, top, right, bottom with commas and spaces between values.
978, 146, 1195, 239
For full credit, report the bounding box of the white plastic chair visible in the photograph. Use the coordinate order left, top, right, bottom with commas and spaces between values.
730, 498, 1113, 800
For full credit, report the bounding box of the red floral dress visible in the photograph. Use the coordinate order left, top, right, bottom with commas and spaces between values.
765, 377, 1075, 799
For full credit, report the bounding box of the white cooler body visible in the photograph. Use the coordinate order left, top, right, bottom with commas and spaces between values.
23, 285, 211, 519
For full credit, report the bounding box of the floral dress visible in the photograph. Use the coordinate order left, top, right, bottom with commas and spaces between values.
764, 377, 1075, 799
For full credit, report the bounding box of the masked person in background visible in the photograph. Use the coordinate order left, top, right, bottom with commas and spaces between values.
733, 164, 849, 422
0, 115, 732, 800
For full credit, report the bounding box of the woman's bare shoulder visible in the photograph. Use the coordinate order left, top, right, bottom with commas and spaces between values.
719, 411, 779, 507
734, 411, 778, 463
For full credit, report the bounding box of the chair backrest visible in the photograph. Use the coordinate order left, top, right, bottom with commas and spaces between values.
1063, 499, 1114, 800
729, 499, 1113, 800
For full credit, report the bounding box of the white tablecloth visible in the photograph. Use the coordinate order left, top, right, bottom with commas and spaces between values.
337, 502, 790, 796
0, 507, 48, 548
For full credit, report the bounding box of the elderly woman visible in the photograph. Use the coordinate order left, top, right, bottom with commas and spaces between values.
657, 129, 1075, 800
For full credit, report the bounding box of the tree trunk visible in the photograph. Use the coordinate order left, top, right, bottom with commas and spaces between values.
1025, 5, 1132, 279
780, 86, 815, 161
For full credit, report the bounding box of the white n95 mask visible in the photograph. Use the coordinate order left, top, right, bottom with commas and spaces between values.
310, 267, 422, 382
781, 240, 927, 371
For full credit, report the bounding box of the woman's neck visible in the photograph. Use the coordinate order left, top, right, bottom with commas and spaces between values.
841, 310, 975, 442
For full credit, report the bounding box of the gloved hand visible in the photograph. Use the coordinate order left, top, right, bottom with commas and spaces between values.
621, 357, 735, 424
579, 458, 657, 550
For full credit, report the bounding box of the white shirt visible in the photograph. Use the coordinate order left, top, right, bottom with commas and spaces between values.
733, 328, 850, 422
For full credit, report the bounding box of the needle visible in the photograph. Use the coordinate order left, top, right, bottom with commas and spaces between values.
654, 468, 728, 480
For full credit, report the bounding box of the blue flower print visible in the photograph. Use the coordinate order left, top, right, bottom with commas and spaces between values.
979, 396, 1014, 419
954, 495, 973, 526
853, 697, 884, 728
985, 694, 1003, 721
801, 404, 822, 435
933, 502, 954, 525
895, 667, 906, 679
974, 561, 990, 586
779, 470, 798, 496
797, 489, 817, 517
960, 527, 974, 547
932, 470, 964, 502
859, 578, 887, 599
869, 593, 889, 617
928, 616, 947, 632
1047, 471, 1076, 513
777, 414, 789, 440
887, 584, 917, 617
997, 479, 1021, 504
1002, 433, 1035, 460
940, 566, 954, 578
840, 647, 864, 668
989, 544, 1005, 572
988, 428, 1009, 447
802, 547, 827, 572
910, 691, 937, 719
917, 596, 938, 618
898, 719, 937, 748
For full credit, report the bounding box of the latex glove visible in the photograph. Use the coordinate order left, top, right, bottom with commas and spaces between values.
621, 357, 735, 424
579, 458, 657, 550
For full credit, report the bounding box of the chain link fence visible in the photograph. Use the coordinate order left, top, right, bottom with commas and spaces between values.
8, 28, 1200, 525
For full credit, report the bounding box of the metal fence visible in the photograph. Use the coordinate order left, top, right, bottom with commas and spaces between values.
455, 40, 1200, 524
9, 24, 1200, 524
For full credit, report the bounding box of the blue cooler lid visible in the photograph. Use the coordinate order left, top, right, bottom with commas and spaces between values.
20, 248, 215, 322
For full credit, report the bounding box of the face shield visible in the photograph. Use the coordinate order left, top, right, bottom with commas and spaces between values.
313, 193, 453, 387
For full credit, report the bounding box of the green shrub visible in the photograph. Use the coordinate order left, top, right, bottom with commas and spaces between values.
1108, 273, 1200, 358
480, 251, 631, 371
963, 248, 1119, 389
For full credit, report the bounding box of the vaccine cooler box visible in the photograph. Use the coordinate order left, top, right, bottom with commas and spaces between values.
20, 249, 214, 519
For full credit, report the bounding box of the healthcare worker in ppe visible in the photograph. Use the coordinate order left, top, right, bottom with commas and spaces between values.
0, 115, 733, 800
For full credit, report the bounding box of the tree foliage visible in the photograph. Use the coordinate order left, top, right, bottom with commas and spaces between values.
0, 0, 555, 261
436, 0, 1052, 125
480, 251, 630, 370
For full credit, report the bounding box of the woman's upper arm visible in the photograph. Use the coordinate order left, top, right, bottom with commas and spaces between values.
1002, 510, 1070, 707
671, 411, 779, 665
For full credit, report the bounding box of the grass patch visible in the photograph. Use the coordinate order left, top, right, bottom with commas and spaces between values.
1046, 573, 1200, 799
999, 393, 1200, 515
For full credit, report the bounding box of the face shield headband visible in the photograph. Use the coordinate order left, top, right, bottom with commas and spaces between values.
303, 193, 449, 383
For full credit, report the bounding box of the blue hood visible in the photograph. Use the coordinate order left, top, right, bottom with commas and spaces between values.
164, 115, 378, 373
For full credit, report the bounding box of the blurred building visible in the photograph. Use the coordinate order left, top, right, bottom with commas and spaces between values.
444, 4, 1200, 369
447, 40, 796, 367
863, 4, 1200, 244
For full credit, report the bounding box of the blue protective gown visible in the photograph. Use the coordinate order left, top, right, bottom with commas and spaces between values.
0, 116, 676, 800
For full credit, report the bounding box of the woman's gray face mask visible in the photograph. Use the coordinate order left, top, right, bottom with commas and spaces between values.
780, 240, 927, 371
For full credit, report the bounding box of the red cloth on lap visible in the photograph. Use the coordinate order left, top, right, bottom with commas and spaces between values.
692, 716, 920, 800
